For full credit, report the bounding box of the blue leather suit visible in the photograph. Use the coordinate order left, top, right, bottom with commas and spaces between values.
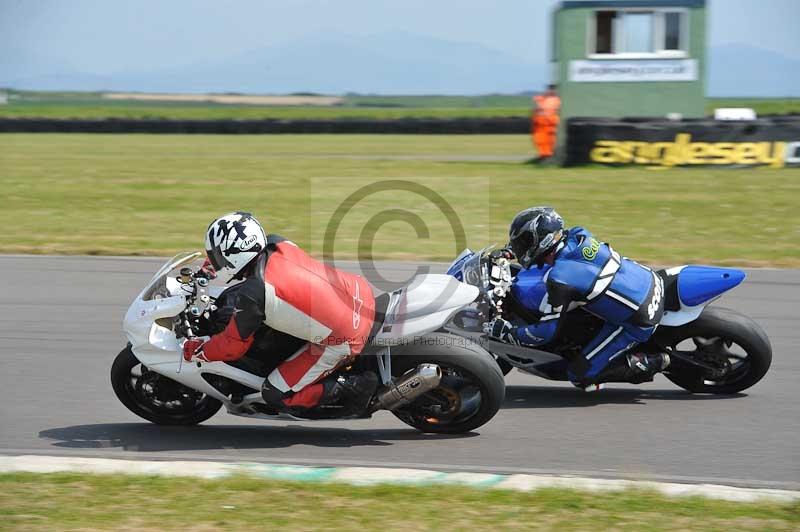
509, 227, 665, 382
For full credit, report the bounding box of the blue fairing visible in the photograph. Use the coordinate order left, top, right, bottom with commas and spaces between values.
447, 250, 473, 281
678, 265, 746, 307
511, 265, 550, 313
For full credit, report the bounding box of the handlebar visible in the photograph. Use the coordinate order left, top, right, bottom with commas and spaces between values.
458, 251, 513, 323
175, 267, 215, 340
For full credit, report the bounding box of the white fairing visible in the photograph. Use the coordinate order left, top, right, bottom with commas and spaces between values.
122, 253, 245, 408
123, 252, 202, 364
124, 294, 185, 357
374, 274, 479, 345
122, 257, 479, 419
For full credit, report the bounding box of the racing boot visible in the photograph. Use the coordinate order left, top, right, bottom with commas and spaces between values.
319, 371, 379, 417
623, 352, 671, 384
574, 352, 670, 390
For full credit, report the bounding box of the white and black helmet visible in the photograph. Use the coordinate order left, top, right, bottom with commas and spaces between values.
204, 212, 267, 283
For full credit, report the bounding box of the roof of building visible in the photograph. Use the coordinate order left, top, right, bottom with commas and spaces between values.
559, 0, 705, 9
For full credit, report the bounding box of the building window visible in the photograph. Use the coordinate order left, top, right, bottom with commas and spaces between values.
590, 9, 688, 57
664, 12, 683, 51
624, 12, 654, 53
595, 11, 616, 54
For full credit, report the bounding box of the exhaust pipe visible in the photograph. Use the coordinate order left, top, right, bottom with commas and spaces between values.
371, 363, 442, 412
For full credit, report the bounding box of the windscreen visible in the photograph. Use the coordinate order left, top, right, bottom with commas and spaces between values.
149, 252, 203, 283
460, 253, 488, 290
140, 252, 203, 300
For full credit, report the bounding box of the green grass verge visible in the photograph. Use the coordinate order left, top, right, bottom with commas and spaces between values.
0, 90, 531, 119
346, 93, 534, 108
2, 134, 799, 266
707, 98, 800, 116
1, 473, 798, 531
0, 103, 531, 120
1, 90, 798, 119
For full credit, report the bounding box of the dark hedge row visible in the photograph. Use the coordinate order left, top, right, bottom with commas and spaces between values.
0, 117, 531, 134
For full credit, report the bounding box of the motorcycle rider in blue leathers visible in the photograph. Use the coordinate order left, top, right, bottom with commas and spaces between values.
485, 207, 670, 390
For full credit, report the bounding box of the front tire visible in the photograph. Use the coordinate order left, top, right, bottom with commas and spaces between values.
111, 346, 222, 425
389, 333, 505, 433
655, 307, 772, 394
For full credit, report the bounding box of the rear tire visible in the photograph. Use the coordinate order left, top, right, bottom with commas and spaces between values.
389, 333, 505, 434
495, 357, 514, 376
111, 346, 223, 425
655, 307, 772, 394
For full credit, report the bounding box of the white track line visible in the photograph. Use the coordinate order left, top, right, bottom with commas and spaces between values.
2, 455, 798, 503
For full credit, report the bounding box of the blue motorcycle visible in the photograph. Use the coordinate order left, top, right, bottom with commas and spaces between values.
446, 248, 772, 394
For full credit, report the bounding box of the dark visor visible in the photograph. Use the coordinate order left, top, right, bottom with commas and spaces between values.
510, 231, 534, 261
206, 245, 228, 271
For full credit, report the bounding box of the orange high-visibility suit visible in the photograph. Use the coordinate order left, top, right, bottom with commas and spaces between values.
532, 93, 561, 158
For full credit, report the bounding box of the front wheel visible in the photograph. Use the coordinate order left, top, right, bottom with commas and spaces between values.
654, 307, 772, 394
111, 346, 222, 425
389, 333, 505, 434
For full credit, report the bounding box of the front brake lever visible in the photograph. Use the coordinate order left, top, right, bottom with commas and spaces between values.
176, 267, 216, 373
176, 266, 206, 373
176, 317, 194, 374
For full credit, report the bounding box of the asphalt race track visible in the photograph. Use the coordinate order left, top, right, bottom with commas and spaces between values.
1, 256, 798, 489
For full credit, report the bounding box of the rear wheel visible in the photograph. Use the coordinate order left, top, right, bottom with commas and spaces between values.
655, 307, 772, 394
495, 357, 514, 376
111, 346, 222, 425
389, 333, 505, 434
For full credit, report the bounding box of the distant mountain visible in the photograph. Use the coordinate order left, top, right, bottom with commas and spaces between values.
2, 31, 547, 94
707, 44, 800, 97
3, 71, 117, 92
3, 34, 798, 96
130, 31, 548, 94
0, 45, 57, 82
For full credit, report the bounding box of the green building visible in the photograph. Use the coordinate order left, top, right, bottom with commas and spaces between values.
552, 0, 707, 149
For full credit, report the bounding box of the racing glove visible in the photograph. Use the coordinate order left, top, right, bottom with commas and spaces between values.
484, 317, 519, 345
197, 258, 217, 280
488, 256, 513, 304
489, 247, 514, 260
182, 337, 210, 362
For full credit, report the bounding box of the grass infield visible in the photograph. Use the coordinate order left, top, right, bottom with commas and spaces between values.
1, 134, 798, 266
1, 472, 799, 531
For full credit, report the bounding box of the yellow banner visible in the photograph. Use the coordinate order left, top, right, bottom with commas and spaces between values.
590, 133, 789, 168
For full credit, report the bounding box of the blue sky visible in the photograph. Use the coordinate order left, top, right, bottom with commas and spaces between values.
1, 0, 798, 94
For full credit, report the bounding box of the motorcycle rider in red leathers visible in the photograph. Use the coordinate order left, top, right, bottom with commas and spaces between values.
183, 212, 379, 416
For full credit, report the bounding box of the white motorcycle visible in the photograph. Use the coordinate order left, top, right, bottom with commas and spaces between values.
112, 252, 505, 433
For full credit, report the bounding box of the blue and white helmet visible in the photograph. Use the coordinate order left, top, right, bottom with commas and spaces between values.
508, 207, 564, 269
204, 212, 267, 283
